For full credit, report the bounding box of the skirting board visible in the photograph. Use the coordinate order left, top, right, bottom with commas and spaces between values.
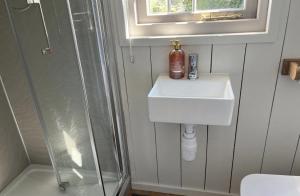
132, 182, 239, 196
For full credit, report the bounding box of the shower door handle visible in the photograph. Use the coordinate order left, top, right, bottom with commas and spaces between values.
13, 0, 53, 55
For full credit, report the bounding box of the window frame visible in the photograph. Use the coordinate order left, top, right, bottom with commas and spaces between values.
130, 0, 269, 36
112, 0, 288, 46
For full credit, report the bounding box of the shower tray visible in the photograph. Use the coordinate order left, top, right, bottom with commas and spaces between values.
0, 165, 118, 196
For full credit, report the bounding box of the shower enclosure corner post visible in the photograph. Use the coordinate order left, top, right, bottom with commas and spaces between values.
64, 0, 105, 191
95, 0, 131, 186
89, 0, 131, 188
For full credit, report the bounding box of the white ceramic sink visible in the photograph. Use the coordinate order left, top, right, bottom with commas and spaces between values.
148, 74, 235, 125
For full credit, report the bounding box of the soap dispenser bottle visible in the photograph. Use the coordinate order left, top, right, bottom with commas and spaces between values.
169, 40, 185, 79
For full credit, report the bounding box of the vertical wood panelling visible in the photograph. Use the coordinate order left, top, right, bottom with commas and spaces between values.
205, 44, 246, 192
181, 125, 207, 189
262, 0, 300, 175
155, 123, 181, 186
150, 46, 171, 80
261, 74, 300, 175
151, 46, 181, 186
230, 43, 283, 193
231, 41, 283, 193
181, 45, 212, 189
291, 136, 300, 175
230, 1, 290, 192
122, 46, 158, 183
117, 1, 298, 193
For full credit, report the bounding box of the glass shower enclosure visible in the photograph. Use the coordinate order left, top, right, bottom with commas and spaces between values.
6, 0, 129, 195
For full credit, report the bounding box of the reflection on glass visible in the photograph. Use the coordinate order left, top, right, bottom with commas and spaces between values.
196, 0, 244, 10
72, 168, 84, 179
170, 0, 192, 13
149, 0, 168, 14
148, 0, 245, 14
63, 131, 82, 167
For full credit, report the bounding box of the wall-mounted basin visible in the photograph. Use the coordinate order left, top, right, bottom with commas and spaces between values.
148, 74, 235, 126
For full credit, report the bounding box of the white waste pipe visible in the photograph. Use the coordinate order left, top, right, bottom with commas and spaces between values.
182, 124, 197, 161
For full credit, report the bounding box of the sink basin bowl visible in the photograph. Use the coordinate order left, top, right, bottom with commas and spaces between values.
148, 74, 235, 125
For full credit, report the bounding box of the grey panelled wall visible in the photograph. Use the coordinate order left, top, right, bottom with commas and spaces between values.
0, 0, 29, 184
116, 0, 300, 195
0, 78, 29, 191
0, 0, 50, 165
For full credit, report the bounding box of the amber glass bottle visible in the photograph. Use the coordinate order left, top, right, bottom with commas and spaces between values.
169, 40, 185, 79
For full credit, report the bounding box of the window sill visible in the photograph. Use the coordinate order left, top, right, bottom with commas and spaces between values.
119, 30, 277, 46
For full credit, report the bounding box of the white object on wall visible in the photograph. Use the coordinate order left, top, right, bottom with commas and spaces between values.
148, 74, 235, 126
241, 174, 300, 196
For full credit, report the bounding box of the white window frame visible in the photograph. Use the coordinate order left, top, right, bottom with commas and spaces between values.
111, 0, 288, 46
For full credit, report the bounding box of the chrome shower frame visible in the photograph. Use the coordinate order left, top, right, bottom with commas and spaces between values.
88, 0, 131, 192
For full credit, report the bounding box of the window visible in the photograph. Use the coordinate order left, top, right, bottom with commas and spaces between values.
148, 0, 244, 14
138, 0, 255, 23
121, 0, 271, 39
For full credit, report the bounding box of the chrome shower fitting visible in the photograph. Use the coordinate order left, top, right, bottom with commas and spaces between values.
12, 0, 53, 55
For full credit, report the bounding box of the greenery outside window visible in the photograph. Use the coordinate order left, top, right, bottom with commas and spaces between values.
136, 0, 259, 24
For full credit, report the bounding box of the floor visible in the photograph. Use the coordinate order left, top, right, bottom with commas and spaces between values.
130, 189, 182, 196
0, 165, 118, 196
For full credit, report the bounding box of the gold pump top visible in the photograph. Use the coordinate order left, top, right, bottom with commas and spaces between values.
171, 40, 181, 50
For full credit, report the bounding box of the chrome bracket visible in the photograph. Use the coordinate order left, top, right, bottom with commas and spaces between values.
58, 181, 69, 191
24, 0, 53, 55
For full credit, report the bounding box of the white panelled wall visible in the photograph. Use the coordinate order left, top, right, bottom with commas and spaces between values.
115, 0, 300, 195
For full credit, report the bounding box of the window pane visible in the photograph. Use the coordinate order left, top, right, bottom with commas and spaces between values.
197, 0, 244, 11
149, 0, 168, 14
170, 0, 192, 13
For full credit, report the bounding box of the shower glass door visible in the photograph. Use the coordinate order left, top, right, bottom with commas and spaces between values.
7, 0, 128, 195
